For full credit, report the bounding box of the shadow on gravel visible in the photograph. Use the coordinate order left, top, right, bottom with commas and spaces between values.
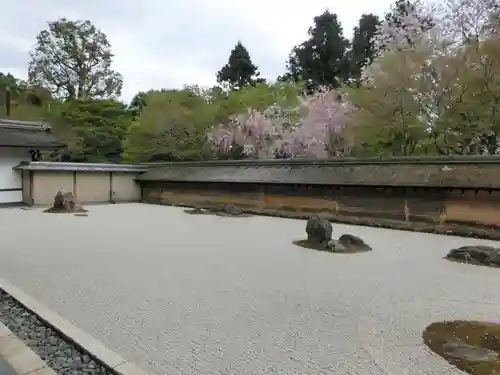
423, 320, 500, 374
293, 239, 332, 251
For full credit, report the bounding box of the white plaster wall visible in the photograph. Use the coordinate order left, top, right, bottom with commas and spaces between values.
0, 147, 30, 203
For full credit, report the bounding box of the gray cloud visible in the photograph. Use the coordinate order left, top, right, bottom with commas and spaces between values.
0, 0, 394, 102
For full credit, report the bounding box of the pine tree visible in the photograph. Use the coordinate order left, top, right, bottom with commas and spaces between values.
216, 41, 262, 90
285, 10, 350, 90
349, 14, 381, 85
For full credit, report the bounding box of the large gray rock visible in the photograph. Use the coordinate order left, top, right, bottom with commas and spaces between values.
306, 216, 333, 245
339, 234, 372, 252
446, 245, 500, 267
326, 234, 372, 253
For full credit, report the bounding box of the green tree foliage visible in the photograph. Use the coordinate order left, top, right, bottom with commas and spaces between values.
285, 10, 350, 90
124, 89, 217, 162
216, 41, 263, 90
49, 99, 131, 162
129, 91, 149, 115
0, 72, 26, 117
0, 73, 26, 96
211, 81, 302, 124
349, 14, 381, 85
0, 71, 54, 120
28, 18, 123, 101
128, 89, 173, 116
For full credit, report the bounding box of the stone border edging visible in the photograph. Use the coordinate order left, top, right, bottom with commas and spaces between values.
0, 277, 149, 375
0, 320, 57, 375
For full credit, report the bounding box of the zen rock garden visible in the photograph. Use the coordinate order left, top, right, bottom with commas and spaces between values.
294, 215, 372, 253
423, 320, 500, 375
44, 190, 88, 215
445, 245, 500, 268
3, 201, 500, 375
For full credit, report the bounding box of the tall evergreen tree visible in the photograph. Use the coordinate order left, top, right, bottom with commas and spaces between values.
216, 41, 262, 90
285, 10, 350, 90
349, 14, 381, 85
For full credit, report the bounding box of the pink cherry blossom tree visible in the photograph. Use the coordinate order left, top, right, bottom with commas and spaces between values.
208, 104, 300, 159
374, 0, 435, 53
294, 89, 351, 157
208, 88, 351, 159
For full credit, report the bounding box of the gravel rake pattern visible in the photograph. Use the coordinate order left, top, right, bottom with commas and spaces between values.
0, 289, 118, 375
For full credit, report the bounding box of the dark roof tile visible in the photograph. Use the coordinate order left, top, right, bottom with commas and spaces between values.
0, 119, 65, 148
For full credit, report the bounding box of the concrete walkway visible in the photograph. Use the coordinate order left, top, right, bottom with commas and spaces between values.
0, 203, 499, 374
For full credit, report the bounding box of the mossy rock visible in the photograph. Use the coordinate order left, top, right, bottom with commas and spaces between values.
423, 320, 500, 374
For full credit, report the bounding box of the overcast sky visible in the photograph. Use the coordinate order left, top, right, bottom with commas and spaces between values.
0, 0, 394, 102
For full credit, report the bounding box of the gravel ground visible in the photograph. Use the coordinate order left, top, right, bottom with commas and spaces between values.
0, 203, 499, 375
0, 291, 114, 375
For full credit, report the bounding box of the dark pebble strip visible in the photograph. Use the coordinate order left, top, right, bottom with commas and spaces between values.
0, 289, 119, 375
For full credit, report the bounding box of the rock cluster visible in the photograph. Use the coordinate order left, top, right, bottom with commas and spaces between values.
53, 191, 85, 212
304, 216, 372, 253
445, 245, 500, 267
0, 290, 114, 375
45, 190, 86, 213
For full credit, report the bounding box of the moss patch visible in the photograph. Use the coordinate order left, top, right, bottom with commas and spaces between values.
43, 207, 88, 214
423, 321, 500, 374
184, 208, 251, 217
184, 208, 209, 215
213, 212, 251, 217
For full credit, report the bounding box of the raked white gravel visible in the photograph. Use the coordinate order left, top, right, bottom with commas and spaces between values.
0, 203, 499, 374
